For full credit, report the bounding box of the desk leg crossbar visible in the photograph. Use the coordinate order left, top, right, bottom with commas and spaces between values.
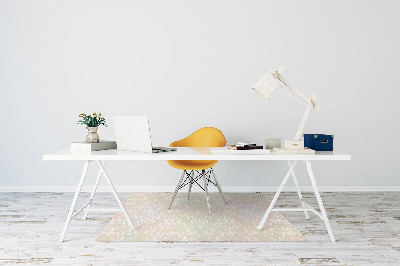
59, 160, 135, 242
257, 160, 336, 242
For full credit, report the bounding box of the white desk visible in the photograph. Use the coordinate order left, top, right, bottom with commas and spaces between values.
43, 147, 351, 242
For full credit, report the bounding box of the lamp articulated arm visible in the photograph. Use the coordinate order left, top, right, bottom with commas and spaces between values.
268, 66, 320, 111
294, 93, 317, 141
267, 66, 320, 141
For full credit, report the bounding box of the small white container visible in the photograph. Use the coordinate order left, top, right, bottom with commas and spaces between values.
265, 138, 281, 149
285, 140, 304, 150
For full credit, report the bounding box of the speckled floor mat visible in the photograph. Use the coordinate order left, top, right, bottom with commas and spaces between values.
96, 193, 306, 242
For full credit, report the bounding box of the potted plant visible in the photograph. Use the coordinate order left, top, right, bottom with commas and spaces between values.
77, 112, 107, 143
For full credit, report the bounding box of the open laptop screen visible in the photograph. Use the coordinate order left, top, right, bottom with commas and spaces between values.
114, 116, 153, 153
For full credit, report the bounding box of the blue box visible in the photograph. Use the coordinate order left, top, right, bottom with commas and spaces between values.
304, 134, 334, 151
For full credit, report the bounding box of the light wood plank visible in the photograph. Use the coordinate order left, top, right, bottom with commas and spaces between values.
0, 192, 399, 265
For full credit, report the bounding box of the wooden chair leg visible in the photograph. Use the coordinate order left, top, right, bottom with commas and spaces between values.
203, 169, 211, 214
187, 170, 194, 200
169, 170, 186, 209
211, 168, 227, 204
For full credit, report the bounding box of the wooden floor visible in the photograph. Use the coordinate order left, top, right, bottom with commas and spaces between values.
0, 192, 399, 265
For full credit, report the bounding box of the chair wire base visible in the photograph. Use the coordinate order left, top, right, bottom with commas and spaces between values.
168, 168, 226, 214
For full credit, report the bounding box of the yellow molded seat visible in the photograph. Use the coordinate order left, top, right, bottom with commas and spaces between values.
168, 127, 226, 170
167, 127, 227, 214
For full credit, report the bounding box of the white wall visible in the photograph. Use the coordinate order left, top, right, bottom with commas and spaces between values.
1, 0, 399, 190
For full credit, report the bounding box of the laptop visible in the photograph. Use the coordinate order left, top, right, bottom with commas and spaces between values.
113, 116, 177, 153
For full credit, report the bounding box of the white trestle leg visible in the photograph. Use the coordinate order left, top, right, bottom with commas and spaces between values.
60, 160, 136, 242
257, 160, 297, 230
306, 160, 336, 242
257, 160, 336, 242
96, 160, 136, 230
288, 160, 309, 220
83, 161, 106, 219
59, 160, 90, 243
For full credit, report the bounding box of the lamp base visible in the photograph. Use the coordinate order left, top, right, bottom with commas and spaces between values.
273, 147, 315, 154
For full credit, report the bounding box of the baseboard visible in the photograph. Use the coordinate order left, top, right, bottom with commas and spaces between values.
1, 186, 400, 193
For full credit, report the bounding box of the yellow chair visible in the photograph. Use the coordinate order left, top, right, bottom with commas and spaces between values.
168, 127, 227, 214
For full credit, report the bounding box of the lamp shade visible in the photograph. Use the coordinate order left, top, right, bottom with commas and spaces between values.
252, 73, 280, 101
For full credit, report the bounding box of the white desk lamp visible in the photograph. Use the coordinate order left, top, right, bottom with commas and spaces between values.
252, 66, 319, 154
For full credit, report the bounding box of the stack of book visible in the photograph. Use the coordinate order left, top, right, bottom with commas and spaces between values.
211, 142, 270, 155
227, 142, 263, 150
70, 140, 117, 151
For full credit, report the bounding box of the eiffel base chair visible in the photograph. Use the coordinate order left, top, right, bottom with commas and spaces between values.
167, 127, 227, 214
168, 168, 227, 214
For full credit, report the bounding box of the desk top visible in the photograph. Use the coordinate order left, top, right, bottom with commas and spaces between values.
43, 147, 351, 161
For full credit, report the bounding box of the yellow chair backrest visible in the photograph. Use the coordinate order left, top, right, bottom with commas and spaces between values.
170, 127, 226, 148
